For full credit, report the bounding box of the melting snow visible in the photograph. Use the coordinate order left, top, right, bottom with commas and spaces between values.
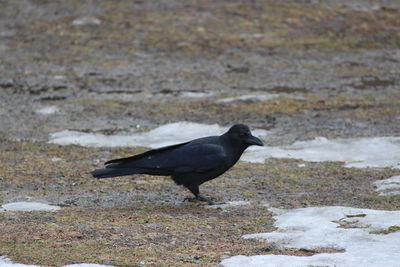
49, 122, 268, 149
0, 256, 38, 267
243, 136, 400, 168
374, 175, 400, 196
221, 206, 400, 267
0, 257, 112, 267
35, 106, 59, 115
179, 91, 214, 98
0, 202, 61, 212
217, 94, 279, 104
49, 122, 400, 168
71, 16, 101, 26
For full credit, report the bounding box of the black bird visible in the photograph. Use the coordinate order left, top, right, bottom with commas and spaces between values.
91, 124, 264, 204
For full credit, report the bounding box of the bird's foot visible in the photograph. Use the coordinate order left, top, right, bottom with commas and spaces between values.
184, 195, 215, 205
196, 195, 215, 205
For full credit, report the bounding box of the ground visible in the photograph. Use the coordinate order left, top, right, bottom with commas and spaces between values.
0, 0, 399, 266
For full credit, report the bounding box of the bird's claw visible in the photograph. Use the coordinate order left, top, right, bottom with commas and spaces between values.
197, 195, 215, 205
183, 195, 215, 205
183, 197, 193, 202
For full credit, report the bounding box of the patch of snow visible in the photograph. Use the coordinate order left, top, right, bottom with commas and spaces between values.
242, 136, 400, 169
221, 206, 400, 267
53, 75, 66, 80
0, 202, 61, 212
0, 30, 15, 37
380, 190, 400, 196
50, 157, 62, 162
49, 122, 400, 169
346, 3, 381, 12
179, 91, 214, 98
239, 33, 264, 39
72, 16, 101, 26
0, 257, 112, 267
35, 106, 59, 115
217, 94, 279, 104
0, 256, 39, 267
49, 122, 269, 149
374, 175, 400, 196
374, 175, 400, 190
249, 129, 269, 138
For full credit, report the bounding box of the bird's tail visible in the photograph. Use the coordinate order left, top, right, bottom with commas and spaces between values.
91, 168, 143, 178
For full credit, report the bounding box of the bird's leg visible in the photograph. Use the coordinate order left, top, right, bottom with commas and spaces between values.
184, 184, 215, 205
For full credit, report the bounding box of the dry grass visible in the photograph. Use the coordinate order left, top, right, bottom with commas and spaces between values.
1, 139, 399, 266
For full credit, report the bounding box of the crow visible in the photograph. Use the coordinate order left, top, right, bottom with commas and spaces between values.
91, 124, 264, 204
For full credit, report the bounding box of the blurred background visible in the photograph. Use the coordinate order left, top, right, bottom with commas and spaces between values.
1, 0, 399, 143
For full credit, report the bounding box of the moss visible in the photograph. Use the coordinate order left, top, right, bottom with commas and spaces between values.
370, 225, 400, 235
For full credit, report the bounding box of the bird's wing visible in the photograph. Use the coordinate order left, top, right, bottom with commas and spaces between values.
105, 141, 190, 165
171, 143, 227, 173
105, 142, 227, 174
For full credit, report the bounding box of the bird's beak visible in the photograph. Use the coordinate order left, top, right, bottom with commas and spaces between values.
245, 135, 264, 146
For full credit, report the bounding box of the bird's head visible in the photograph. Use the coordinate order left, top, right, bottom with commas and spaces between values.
226, 124, 264, 147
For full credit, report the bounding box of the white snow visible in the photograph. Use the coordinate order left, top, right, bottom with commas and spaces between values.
217, 94, 279, 104
35, 106, 59, 115
239, 33, 264, 39
49, 122, 400, 169
379, 190, 400, 196
49, 122, 269, 149
0, 256, 112, 267
243, 136, 400, 168
0, 256, 38, 267
0, 202, 61, 212
374, 175, 400, 196
179, 91, 214, 98
221, 206, 400, 267
71, 17, 101, 26
53, 75, 66, 80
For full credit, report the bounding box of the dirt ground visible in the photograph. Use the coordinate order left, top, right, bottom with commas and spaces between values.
1, 0, 400, 266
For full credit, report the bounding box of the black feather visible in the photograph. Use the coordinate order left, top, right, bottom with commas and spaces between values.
91, 124, 264, 204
